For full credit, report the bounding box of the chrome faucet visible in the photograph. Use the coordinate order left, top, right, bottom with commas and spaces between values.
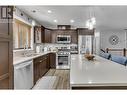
23, 44, 29, 57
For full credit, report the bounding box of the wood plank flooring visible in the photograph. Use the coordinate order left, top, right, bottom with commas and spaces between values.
45, 69, 70, 89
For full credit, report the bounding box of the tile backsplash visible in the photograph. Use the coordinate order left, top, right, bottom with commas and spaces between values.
13, 43, 78, 57
36, 43, 78, 52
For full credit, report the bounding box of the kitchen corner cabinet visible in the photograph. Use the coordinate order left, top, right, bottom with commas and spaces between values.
49, 53, 56, 68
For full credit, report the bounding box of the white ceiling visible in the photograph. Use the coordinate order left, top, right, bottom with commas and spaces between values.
17, 6, 127, 31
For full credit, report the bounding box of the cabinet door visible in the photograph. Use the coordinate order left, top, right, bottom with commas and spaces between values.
46, 54, 50, 70
33, 55, 50, 84
50, 53, 56, 68
33, 61, 40, 85
77, 28, 94, 35
34, 26, 42, 43
0, 6, 13, 89
71, 32, 78, 44
39, 57, 47, 77
44, 29, 51, 43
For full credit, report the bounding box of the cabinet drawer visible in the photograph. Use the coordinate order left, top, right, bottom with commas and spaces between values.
33, 56, 43, 63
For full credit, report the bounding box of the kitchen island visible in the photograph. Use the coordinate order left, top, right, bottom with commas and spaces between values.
70, 54, 127, 89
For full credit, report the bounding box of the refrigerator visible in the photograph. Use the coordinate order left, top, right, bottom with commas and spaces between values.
78, 35, 93, 54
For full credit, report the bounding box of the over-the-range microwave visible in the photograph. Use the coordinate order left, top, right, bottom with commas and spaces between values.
57, 35, 71, 44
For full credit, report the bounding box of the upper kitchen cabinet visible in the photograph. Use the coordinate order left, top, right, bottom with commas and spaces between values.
70, 30, 78, 44
13, 19, 31, 49
77, 28, 95, 35
34, 25, 44, 43
34, 25, 79, 44
44, 28, 52, 43
34, 26, 52, 43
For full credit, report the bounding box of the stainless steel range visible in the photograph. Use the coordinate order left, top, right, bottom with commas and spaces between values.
56, 47, 70, 69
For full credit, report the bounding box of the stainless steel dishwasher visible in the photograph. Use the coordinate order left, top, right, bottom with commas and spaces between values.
14, 60, 33, 89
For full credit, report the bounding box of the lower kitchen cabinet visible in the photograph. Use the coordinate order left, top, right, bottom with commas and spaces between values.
33, 53, 56, 84
49, 53, 56, 68
46, 54, 50, 70
33, 53, 53, 84
39, 56, 47, 78
33, 60, 40, 85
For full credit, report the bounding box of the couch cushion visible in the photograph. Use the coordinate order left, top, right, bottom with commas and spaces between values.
100, 53, 111, 59
111, 55, 127, 66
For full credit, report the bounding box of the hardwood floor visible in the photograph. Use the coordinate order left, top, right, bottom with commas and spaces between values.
45, 69, 70, 89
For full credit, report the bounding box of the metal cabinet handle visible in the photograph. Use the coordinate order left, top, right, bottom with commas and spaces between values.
39, 58, 47, 62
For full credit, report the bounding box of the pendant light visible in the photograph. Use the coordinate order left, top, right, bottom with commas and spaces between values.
85, 6, 96, 30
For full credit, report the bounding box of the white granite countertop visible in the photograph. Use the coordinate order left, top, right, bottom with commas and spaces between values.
70, 54, 127, 87
13, 51, 54, 66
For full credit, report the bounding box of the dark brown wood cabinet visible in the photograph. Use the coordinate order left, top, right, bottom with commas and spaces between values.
0, 6, 13, 89
33, 59, 40, 84
34, 25, 79, 44
39, 58, 47, 78
49, 53, 56, 68
44, 29, 52, 43
34, 26, 95, 44
33, 53, 51, 84
34, 26, 52, 43
33, 53, 56, 84
39, 54, 50, 77
77, 28, 94, 35
70, 30, 78, 44
34, 26, 45, 43
46, 54, 50, 70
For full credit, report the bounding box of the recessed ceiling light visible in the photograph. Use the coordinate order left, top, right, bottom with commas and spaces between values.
54, 20, 58, 23
70, 19, 75, 23
32, 10, 36, 13
48, 10, 52, 13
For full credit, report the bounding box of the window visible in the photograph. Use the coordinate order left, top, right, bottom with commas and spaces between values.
13, 19, 31, 49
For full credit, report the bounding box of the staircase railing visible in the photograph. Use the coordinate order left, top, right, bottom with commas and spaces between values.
101, 48, 126, 57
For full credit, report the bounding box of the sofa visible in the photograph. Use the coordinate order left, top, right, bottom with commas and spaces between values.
111, 55, 127, 66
